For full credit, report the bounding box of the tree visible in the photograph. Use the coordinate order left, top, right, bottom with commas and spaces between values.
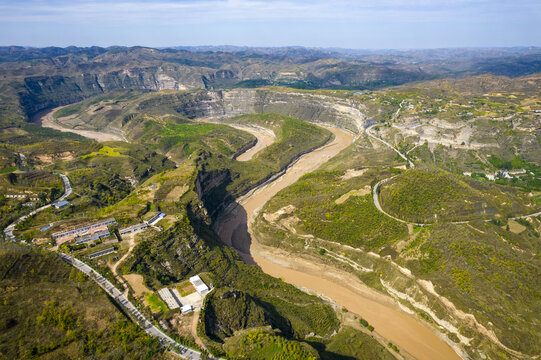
50, 187, 60, 200
38, 192, 47, 203
7, 172, 16, 185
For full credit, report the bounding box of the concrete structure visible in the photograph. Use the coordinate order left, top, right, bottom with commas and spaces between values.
56, 253, 202, 359
87, 247, 115, 259
52, 218, 116, 240
147, 213, 166, 226
158, 288, 181, 310
53, 200, 70, 209
189, 275, 209, 295
181, 305, 193, 314
75, 229, 110, 245
119, 223, 148, 235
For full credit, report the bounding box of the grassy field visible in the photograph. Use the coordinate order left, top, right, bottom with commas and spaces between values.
80, 145, 121, 159
256, 168, 408, 251
319, 326, 395, 360
379, 168, 536, 223
146, 293, 168, 313
224, 329, 319, 360
400, 220, 541, 355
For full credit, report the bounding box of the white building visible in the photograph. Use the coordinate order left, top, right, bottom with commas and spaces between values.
147, 213, 166, 226
181, 304, 193, 314
189, 275, 209, 295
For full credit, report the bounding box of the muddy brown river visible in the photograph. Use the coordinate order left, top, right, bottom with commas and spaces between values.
36, 106, 461, 359
217, 126, 461, 360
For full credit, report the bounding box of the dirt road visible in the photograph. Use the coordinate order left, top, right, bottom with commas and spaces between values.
217, 125, 462, 360
34, 106, 124, 142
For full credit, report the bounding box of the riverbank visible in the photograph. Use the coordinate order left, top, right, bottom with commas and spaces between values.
33, 106, 125, 142
217, 125, 461, 360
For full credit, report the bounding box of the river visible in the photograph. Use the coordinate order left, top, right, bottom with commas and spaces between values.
35, 107, 461, 359
216, 126, 461, 360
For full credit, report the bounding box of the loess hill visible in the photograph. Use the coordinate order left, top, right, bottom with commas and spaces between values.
1, 46, 540, 360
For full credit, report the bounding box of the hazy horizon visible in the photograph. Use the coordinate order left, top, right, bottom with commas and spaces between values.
1, 0, 540, 49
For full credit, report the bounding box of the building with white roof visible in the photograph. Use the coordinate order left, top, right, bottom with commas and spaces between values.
189, 275, 209, 294
147, 213, 166, 226
158, 288, 181, 310
181, 304, 193, 314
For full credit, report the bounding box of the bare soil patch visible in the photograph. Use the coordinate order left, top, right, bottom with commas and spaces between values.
507, 219, 526, 234
165, 185, 189, 202
124, 273, 151, 298
335, 185, 371, 204
341, 168, 368, 180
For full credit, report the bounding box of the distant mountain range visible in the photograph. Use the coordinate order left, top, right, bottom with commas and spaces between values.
0, 45, 540, 125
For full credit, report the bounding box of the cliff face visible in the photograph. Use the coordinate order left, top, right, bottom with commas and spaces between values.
163, 89, 366, 132
19, 66, 210, 116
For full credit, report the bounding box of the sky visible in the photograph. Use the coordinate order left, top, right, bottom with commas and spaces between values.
0, 0, 540, 49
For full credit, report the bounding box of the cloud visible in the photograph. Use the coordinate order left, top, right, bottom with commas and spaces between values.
0, 0, 538, 25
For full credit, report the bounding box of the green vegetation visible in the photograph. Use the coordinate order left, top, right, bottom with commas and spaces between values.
402, 221, 541, 354
257, 169, 407, 251
54, 103, 83, 118
0, 243, 163, 359
321, 327, 394, 360
224, 329, 318, 360
81, 145, 121, 159
0, 170, 63, 230
146, 293, 168, 313
359, 318, 374, 332
125, 193, 339, 356
387, 342, 400, 353
2, 71, 540, 360
197, 114, 332, 216
380, 168, 533, 223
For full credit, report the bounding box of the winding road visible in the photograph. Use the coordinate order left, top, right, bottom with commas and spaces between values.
20, 109, 537, 359
2, 173, 203, 359
216, 125, 463, 360
4, 173, 71, 240
58, 253, 202, 359
367, 124, 541, 225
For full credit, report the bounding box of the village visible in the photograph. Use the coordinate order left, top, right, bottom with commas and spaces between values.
46, 210, 213, 318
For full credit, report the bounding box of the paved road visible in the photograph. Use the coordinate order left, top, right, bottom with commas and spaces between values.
57, 253, 202, 360
4, 173, 72, 240
2, 172, 208, 359
366, 124, 415, 169
367, 125, 541, 225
